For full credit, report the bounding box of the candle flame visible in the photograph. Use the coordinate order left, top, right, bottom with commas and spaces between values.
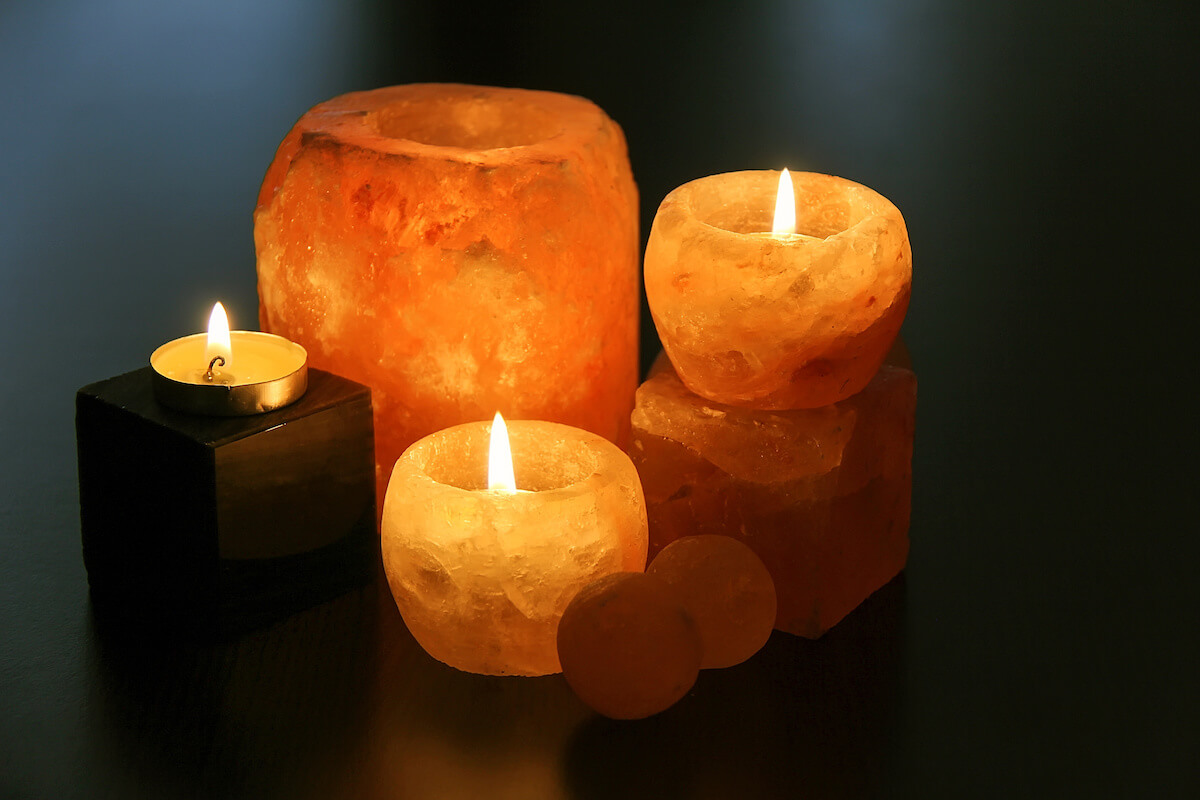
488, 411, 517, 493
206, 302, 233, 370
772, 168, 797, 235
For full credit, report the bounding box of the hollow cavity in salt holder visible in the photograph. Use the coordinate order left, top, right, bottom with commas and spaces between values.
254, 84, 640, 501
644, 170, 911, 409
381, 419, 648, 676
76, 367, 376, 637
630, 353, 916, 639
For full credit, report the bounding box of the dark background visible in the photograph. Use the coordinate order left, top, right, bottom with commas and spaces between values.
2, 1, 1197, 797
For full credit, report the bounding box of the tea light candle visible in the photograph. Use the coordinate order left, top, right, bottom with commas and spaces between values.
150, 302, 308, 416
381, 414, 648, 676
78, 303, 373, 636
644, 169, 911, 409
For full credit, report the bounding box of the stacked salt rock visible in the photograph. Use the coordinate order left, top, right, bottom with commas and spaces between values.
634, 170, 916, 639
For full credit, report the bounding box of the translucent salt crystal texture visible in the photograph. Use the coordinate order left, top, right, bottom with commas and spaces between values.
382, 419, 647, 676
631, 354, 916, 638
254, 84, 640, 500
644, 170, 910, 409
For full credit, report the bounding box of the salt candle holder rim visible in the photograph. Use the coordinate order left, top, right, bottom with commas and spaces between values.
400, 419, 616, 502
150, 331, 308, 417
302, 84, 619, 165
672, 169, 901, 244
367, 100, 566, 154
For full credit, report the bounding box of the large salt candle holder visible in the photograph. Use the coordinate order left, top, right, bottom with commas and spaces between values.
255, 83, 640, 500
644, 170, 911, 409
381, 418, 648, 676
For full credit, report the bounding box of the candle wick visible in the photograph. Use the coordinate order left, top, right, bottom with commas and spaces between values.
204, 355, 226, 382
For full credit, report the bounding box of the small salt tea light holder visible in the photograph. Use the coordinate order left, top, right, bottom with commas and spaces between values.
381, 414, 648, 676
644, 169, 911, 409
76, 303, 377, 637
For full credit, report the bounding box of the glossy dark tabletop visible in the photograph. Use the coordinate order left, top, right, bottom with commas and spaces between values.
2, 2, 1197, 797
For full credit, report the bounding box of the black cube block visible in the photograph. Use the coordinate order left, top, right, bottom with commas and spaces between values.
76, 367, 377, 636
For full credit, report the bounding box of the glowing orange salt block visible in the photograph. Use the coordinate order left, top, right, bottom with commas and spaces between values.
381, 417, 647, 676
644, 170, 910, 409
631, 352, 916, 638
254, 84, 640, 498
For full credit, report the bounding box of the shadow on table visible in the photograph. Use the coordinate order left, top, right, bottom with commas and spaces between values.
355, 570, 905, 800
82, 564, 904, 799
353, 580, 593, 799
563, 572, 908, 800
83, 582, 381, 799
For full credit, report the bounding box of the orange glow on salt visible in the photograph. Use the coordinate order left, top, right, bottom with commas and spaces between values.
488, 411, 517, 493
772, 168, 797, 235
205, 302, 233, 370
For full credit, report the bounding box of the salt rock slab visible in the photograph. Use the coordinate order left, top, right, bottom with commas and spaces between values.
255, 84, 640, 498
644, 170, 910, 409
631, 356, 916, 638
382, 419, 648, 676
